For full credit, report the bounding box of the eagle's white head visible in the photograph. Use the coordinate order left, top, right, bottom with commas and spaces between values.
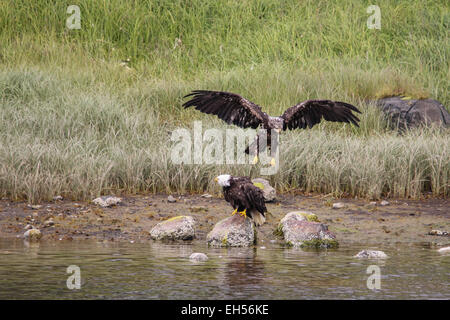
268, 116, 283, 133
214, 174, 231, 187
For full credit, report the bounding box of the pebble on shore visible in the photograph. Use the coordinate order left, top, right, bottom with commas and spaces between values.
93, 196, 122, 208
332, 202, 345, 209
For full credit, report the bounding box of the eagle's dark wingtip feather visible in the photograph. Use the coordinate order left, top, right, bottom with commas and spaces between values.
339, 101, 362, 114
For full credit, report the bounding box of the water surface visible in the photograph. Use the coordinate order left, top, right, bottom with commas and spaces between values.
0, 239, 448, 299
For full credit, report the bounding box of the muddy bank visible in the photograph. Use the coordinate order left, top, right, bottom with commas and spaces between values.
0, 194, 448, 245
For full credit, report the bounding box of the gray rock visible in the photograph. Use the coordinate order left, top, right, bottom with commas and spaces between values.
24, 228, 42, 241
189, 253, 209, 261
150, 216, 195, 240
28, 204, 42, 210
374, 96, 449, 130
207, 214, 255, 247
354, 250, 388, 259
93, 196, 122, 207
380, 200, 390, 206
167, 195, 177, 203
428, 230, 449, 236
44, 218, 54, 227
332, 202, 345, 209
276, 211, 338, 248
251, 178, 276, 202
53, 195, 63, 201
200, 193, 213, 198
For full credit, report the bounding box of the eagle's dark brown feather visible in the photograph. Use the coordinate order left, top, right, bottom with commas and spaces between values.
222, 176, 267, 221
183, 90, 268, 129
184, 91, 361, 156
281, 100, 361, 130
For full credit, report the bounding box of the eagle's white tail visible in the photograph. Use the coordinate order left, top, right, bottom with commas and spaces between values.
251, 210, 266, 226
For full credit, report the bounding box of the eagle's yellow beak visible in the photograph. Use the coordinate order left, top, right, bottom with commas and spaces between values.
275, 128, 281, 133
214, 177, 218, 183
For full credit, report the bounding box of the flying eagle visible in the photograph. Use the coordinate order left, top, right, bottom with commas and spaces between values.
183, 90, 361, 165
214, 174, 266, 226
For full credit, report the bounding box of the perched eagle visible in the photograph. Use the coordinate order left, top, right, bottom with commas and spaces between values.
214, 174, 267, 226
184, 90, 361, 165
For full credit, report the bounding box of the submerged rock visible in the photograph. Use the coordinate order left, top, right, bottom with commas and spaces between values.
93, 196, 122, 207
354, 250, 388, 259
189, 253, 209, 261
24, 228, 42, 241
276, 211, 338, 248
251, 178, 276, 202
207, 214, 255, 247
150, 216, 195, 241
438, 247, 450, 253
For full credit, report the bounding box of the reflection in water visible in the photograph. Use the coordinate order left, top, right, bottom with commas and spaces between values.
0, 239, 448, 299
219, 249, 265, 296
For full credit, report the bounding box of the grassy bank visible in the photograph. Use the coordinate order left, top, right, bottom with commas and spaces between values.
0, 1, 448, 202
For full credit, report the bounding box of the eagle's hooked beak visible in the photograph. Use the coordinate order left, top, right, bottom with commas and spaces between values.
214, 177, 218, 183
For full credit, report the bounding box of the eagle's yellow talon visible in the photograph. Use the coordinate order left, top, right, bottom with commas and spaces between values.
270, 158, 276, 167
252, 155, 259, 164
231, 208, 238, 216
239, 209, 247, 218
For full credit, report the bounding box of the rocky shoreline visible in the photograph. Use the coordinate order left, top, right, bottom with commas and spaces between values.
0, 192, 448, 251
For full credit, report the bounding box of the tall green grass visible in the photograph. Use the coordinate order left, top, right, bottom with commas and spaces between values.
0, 0, 448, 202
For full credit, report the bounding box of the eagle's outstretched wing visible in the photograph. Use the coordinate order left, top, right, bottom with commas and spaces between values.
183, 90, 268, 129
280, 100, 361, 130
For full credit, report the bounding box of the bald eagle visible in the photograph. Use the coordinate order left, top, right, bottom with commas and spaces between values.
184, 90, 361, 165
214, 174, 266, 226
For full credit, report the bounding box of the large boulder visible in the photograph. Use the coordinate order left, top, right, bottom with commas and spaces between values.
276, 211, 338, 248
251, 178, 276, 202
375, 96, 449, 130
207, 214, 255, 247
150, 216, 195, 240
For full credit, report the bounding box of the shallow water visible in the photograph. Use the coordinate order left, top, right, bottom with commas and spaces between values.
0, 239, 448, 299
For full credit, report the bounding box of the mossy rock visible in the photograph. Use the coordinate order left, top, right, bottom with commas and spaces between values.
150, 215, 195, 240
253, 182, 265, 190
207, 214, 255, 247
296, 212, 320, 222
277, 211, 338, 248
24, 228, 42, 241
285, 238, 339, 249
251, 178, 276, 202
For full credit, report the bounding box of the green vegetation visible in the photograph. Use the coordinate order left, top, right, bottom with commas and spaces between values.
0, 0, 448, 202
